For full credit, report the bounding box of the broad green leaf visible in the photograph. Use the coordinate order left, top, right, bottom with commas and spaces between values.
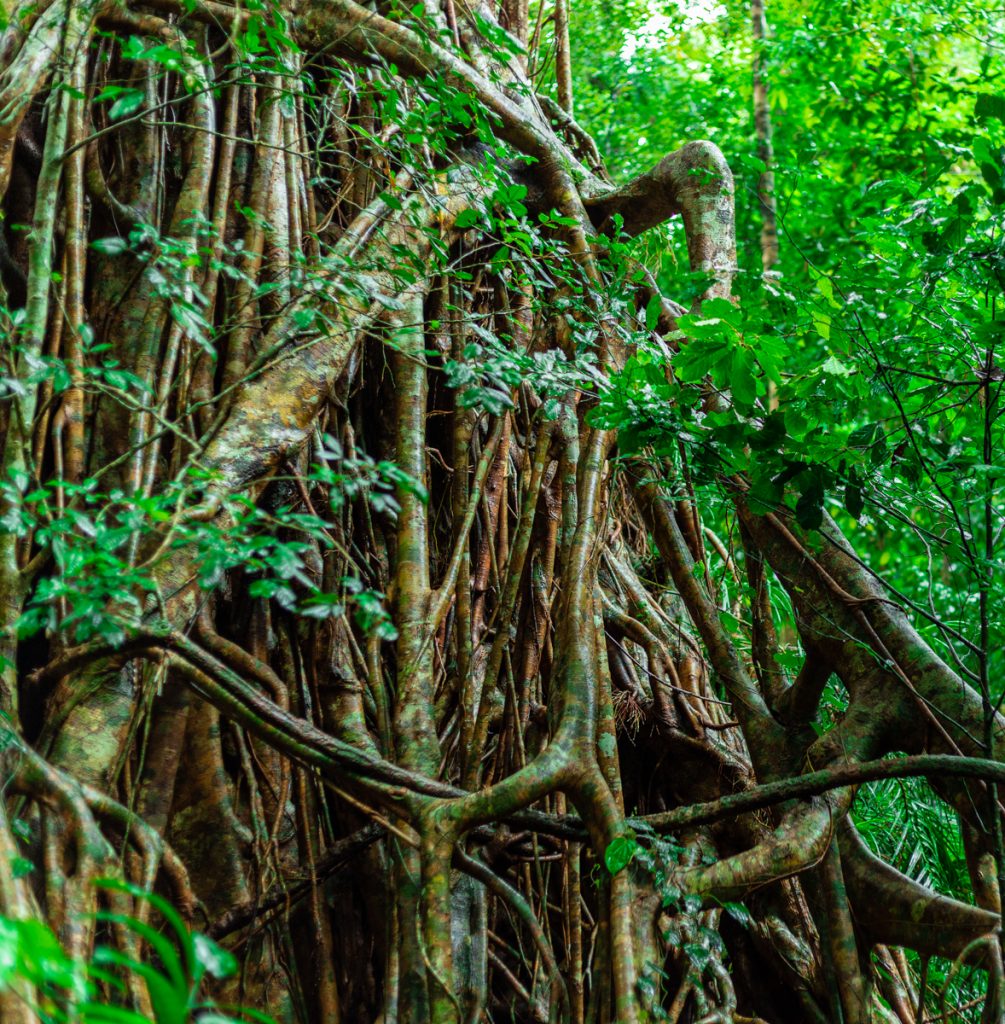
604, 834, 638, 875
845, 483, 865, 520
645, 293, 662, 332
795, 489, 824, 531
454, 209, 480, 229
975, 93, 1005, 123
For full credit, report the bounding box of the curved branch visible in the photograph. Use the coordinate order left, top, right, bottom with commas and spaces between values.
840, 823, 998, 964
585, 141, 737, 303
679, 790, 850, 903
641, 753, 1005, 834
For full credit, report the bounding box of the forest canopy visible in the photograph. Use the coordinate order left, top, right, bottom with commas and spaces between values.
0, 0, 1004, 1022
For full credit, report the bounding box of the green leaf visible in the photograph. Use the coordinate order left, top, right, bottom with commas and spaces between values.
92, 237, 129, 256
193, 932, 237, 980
975, 93, 1005, 124
848, 423, 877, 448
645, 293, 662, 332
91, 910, 186, 993
604, 834, 638, 875
816, 276, 840, 308
454, 209, 480, 229
91, 946, 186, 1024
748, 474, 783, 512
821, 355, 852, 377
699, 296, 742, 326
980, 161, 1003, 194
719, 609, 740, 633
683, 942, 711, 970
729, 348, 757, 409
795, 487, 823, 530
9, 857, 31, 879
722, 902, 751, 927
95, 879, 194, 980
845, 483, 864, 520
107, 89, 145, 121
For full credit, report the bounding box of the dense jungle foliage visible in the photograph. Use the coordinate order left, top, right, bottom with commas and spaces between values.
0, 0, 1004, 1021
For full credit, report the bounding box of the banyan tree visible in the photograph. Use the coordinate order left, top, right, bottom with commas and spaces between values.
0, 0, 1003, 1021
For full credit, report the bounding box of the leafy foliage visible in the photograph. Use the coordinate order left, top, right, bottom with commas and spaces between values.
0, 881, 266, 1024
578, 0, 1005, 710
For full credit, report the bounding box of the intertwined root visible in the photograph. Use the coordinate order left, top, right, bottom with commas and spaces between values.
0, 1, 1001, 1022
